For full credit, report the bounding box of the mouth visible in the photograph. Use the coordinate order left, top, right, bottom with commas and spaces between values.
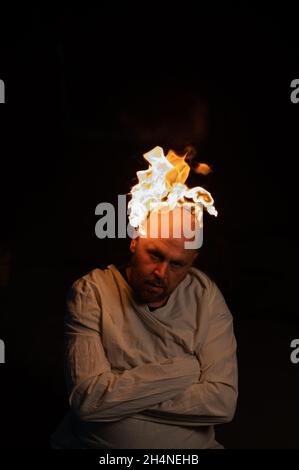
145, 281, 164, 292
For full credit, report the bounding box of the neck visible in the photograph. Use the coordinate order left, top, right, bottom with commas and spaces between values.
147, 297, 169, 310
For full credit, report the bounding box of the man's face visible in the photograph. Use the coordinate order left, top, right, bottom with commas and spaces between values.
127, 208, 198, 307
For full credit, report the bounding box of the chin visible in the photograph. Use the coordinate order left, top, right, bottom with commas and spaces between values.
136, 290, 163, 305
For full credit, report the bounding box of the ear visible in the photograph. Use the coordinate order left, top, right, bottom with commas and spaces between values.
130, 237, 138, 253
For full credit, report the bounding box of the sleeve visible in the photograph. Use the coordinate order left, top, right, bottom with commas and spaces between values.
64, 278, 201, 422
140, 281, 238, 426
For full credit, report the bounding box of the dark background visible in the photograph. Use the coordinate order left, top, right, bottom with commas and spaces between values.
0, 6, 298, 448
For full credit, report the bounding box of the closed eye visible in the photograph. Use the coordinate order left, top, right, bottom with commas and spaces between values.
170, 261, 184, 268
148, 250, 163, 261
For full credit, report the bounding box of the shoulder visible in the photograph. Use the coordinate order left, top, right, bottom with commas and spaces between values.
66, 264, 120, 312
65, 268, 113, 330
68, 265, 112, 298
188, 266, 214, 289
187, 266, 217, 299
188, 267, 232, 316
65, 267, 109, 316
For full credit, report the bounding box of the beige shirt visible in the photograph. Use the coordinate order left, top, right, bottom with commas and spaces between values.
51, 264, 238, 449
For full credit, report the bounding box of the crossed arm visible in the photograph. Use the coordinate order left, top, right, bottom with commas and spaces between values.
65, 278, 238, 426
140, 284, 238, 426
64, 279, 201, 422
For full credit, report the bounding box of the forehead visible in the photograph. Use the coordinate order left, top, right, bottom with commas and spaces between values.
138, 236, 196, 262
142, 206, 197, 237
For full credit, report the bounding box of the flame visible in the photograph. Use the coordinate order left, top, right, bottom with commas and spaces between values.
128, 146, 217, 235
194, 162, 212, 175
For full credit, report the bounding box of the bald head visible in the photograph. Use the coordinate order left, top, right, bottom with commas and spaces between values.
139, 205, 202, 250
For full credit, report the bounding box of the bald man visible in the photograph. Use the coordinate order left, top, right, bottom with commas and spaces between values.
51, 207, 238, 449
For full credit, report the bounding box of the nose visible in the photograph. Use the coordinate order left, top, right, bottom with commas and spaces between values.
153, 261, 168, 282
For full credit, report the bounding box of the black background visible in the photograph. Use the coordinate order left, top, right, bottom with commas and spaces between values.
0, 5, 298, 448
